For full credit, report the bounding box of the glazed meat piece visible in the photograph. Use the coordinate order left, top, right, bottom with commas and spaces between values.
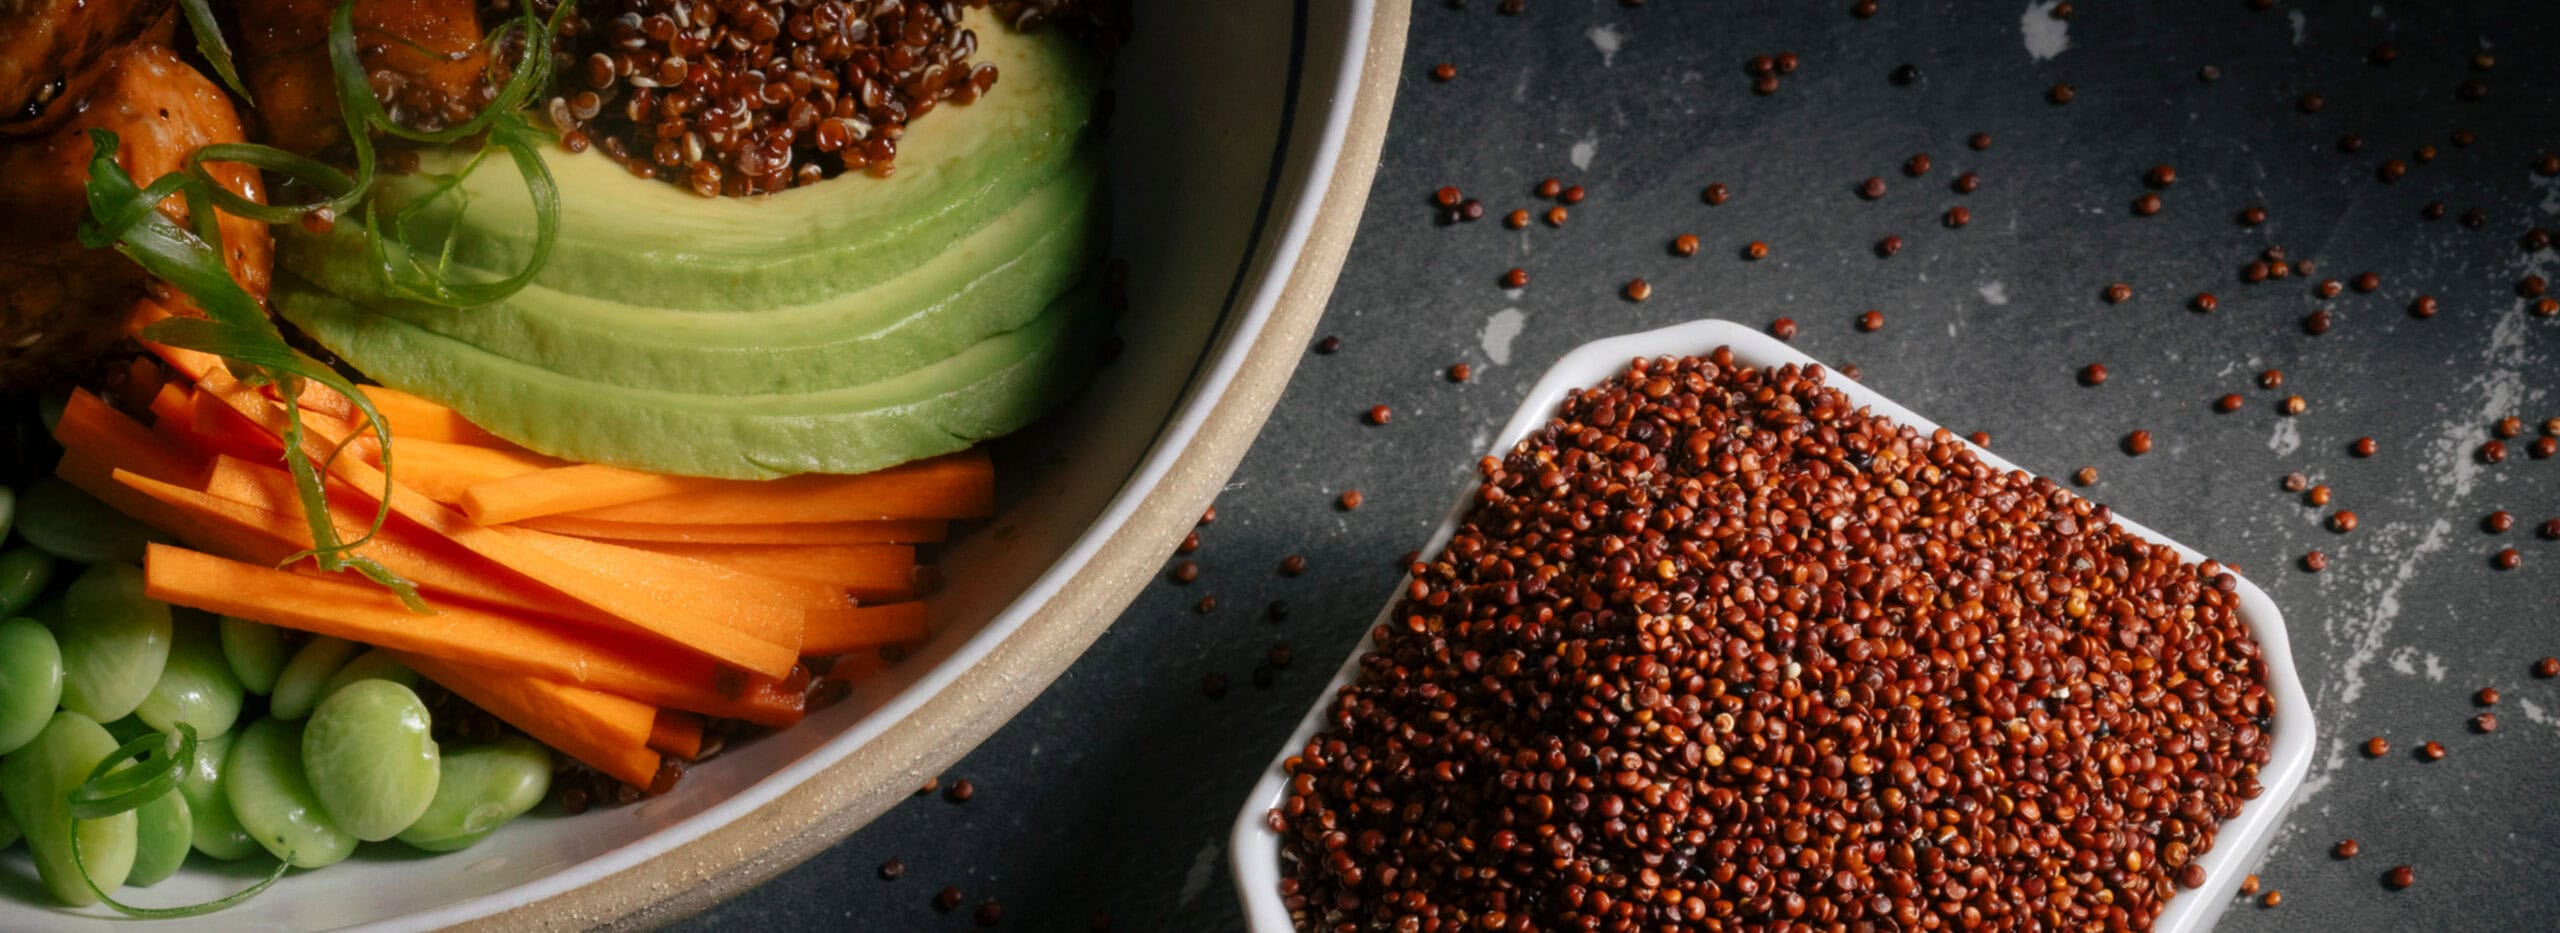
0, 0, 176, 133
236, 0, 491, 153
0, 44, 270, 390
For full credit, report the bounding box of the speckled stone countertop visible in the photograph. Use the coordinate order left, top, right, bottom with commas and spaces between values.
686, 2, 2560, 929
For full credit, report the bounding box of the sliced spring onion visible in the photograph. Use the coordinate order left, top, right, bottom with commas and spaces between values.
78, 130, 421, 609
175, 0, 254, 104
66, 723, 295, 918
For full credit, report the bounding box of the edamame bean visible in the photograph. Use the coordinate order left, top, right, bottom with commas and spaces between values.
218, 616, 287, 696
15, 477, 163, 565
179, 729, 261, 861
396, 736, 551, 853
0, 795, 19, 850
0, 546, 52, 618
57, 562, 172, 722
0, 712, 138, 906
316, 649, 418, 702
268, 636, 359, 721
0, 485, 17, 541
303, 680, 439, 842
126, 788, 192, 888
0, 617, 64, 755
136, 615, 245, 740
223, 718, 355, 869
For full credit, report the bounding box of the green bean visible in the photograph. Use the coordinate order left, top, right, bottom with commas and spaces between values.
222, 717, 355, 868
179, 729, 261, 861
136, 615, 245, 740
396, 735, 550, 853
267, 636, 359, 721
0, 617, 65, 755
0, 546, 50, 618
218, 616, 287, 696
58, 562, 173, 723
316, 648, 418, 702
303, 679, 439, 842
0, 711, 139, 906
126, 788, 193, 887
15, 477, 164, 565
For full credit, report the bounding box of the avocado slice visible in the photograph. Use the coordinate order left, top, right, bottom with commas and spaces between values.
306, 150, 1105, 395
275, 275, 1107, 479
288, 24, 1099, 311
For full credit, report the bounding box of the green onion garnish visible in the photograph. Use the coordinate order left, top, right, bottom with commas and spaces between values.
64, 723, 296, 918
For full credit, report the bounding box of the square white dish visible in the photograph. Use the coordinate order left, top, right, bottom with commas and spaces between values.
1230, 317, 2317, 933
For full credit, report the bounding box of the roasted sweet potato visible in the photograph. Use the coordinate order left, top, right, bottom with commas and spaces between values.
235, 0, 490, 154
0, 43, 269, 390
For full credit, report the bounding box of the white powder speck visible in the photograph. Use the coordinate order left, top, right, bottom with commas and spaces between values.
1481, 309, 1527, 365
1587, 24, 1625, 66
2332, 518, 2451, 709
1978, 282, 2009, 305
2423, 653, 2448, 682
2387, 646, 2418, 676
2021, 1, 2070, 60
2267, 416, 2301, 456
2289, 11, 2308, 45
1177, 841, 1222, 905
1570, 137, 1597, 170
2519, 698, 2556, 729
1513, 67, 1532, 103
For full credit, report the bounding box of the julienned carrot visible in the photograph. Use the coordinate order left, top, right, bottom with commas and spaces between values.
194, 452, 811, 662
612, 542, 916, 600
379, 438, 570, 506
462, 463, 709, 526
358, 385, 521, 450
110, 468, 651, 635
800, 602, 932, 657
195, 383, 808, 676
398, 653, 662, 789
56, 453, 235, 560
144, 545, 807, 727
56, 390, 204, 485
646, 710, 706, 762
542, 450, 995, 526
515, 516, 949, 546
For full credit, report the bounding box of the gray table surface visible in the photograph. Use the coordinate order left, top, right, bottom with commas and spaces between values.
684, 2, 2560, 929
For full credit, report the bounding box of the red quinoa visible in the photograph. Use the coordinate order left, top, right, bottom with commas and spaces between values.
538, 0, 1125, 196
1276, 353, 2273, 931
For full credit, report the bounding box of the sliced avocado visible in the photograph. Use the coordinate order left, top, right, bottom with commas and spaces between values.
286, 24, 1098, 311
316, 151, 1105, 395
276, 276, 1106, 479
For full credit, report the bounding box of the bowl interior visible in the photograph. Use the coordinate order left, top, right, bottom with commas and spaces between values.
1230, 318, 2317, 933
0, 3, 1352, 928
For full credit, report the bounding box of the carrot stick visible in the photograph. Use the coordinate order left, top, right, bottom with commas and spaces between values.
54, 389, 203, 485
196, 453, 813, 660
800, 602, 931, 657
399, 654, 662, 789
516, 516, 948, 546
524, 449, 994, 526
193, 385, 809, 677
611, 542, 916, 601
145, 545, 807, 726
111, 468, 653, 635
461, 463, 709, 526
646, 710, 706, 762
357, 385, 521, 450
377, 438, 569, 506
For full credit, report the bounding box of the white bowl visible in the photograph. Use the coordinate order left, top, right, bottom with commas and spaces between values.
1231, 318, 2318, 933
0, 2, 1408, 929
